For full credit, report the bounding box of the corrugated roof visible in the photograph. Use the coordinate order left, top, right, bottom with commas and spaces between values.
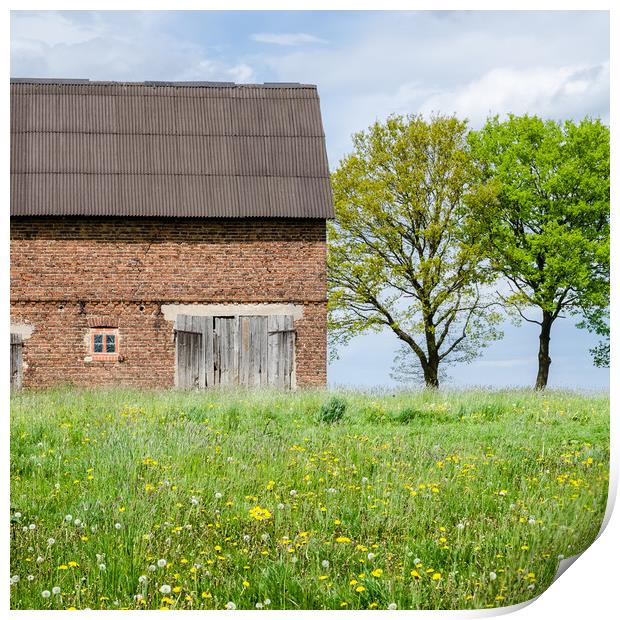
10, 79, 334, 219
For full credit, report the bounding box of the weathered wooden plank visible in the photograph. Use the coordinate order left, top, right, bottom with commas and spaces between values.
204, 315, 214, 387
267, 315, 280, 387
239, 316, 251, 386
10, 333, 23, 390
259, 316, 269, 386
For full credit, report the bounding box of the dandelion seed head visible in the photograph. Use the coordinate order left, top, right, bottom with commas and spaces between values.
226, 601, 236, 610
47, 538, 55, 546
52, 586, 61, 595
157, 559, 167, 568
322, 560, 330, 568
42, 590, 51, 598
160, 584, 171, 594
114, 522, 122, 530
489, 571, 497, 581
388, 603, 398, 610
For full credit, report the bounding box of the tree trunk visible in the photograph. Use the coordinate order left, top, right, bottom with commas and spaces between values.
422, 362, 440, 389
535, 310, 554, 390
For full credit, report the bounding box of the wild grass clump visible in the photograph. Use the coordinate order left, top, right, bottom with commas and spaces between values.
9, 386, 609, 611
317, 396, 348, 424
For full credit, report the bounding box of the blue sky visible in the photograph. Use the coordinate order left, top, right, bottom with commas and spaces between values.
10, 10, 610, 390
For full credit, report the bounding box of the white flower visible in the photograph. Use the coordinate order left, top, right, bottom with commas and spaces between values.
160, 584, 171, 594
22, 526, 28, 532
456, 523, 465, 530
14, 512, 21, 519
226, 601, 236, 610
42, 590, 51, 598
99, 564, 106, 571
413, 558, 421, 565
74, 518, 81, 526
226, 456, 234, 462
27, 575, 34, 582
498, 490, 507, 496
28, 546, 34, 552
157, 558, 167, 568
243, 534, 250, 542
36, 556, 44, 564
134, 594, 144, 601
11, 575, 20, 584
558, 554, 565, 560
114, 522, 122, 530
215, 492, 223, 499
47, 537, 56, 546
388, 603, 398, 610
256, 603, 264, 609
191, 496, 200, 505
264, 599, 271, 606
52, 586, 61, 595
321, 560, 330, 568
148, 565, 156, 572
528, 518, 536, 525
489, 572, 497, 581
289, 489, 297, 497
54, 483, 60, 489
261, 533, 269, 541
29, 523, 36, 530
367, 552, 375, 560
96, 553, 105, 563
361, 477, 369, 484
527, 584, 535, 590
277, 503, 285, 510
138, 575, 147, 584
327, 487, 337, 493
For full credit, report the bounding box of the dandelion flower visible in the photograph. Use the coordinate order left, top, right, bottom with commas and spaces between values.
36, 556, 44, 564
160, 584, 171, 594
371, 568, 383, 577
27, 575, 34, 582
42, 590, 51, 598
456, 523, 465, 530
157, 558, 167, 568
528, 518, 536, 525
498, 490, 508, 496
256, 602, 263, 609
264, 599, 271, 606
261, 533, 270, 541
335, 536, 351, 543
52, 586, 61, 595
226, 601, 236, 610
148, 565, 156, 572
14, 512, 21, 519
47, 538, 55, 546
29, 523, 36, 530
432, 572, 442, 581
74, 518, 81, 526
243, 534, 250, 542
388, 603, 397, 610
135, 594, 144, 602
367, 552, 375, 560
289, 489, 297, 497
355, 585, 366, 593
11, 575, 20, 584
99, 564, 106, 571
114, 523, 122, 530
322, 560, 330, 569
215, 492, 223, 499
277, 503, 285, 510
413, 558, 421, 565
489, 571, 497, 581
191, 496, 200, 506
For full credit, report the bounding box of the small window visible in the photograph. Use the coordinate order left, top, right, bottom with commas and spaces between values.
90, 328, 119, 361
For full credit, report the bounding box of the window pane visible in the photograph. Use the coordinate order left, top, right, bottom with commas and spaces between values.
106, 335, 116, 353
93, 334, 103, 353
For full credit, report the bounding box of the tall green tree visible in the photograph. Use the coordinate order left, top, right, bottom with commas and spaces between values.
328, 114, 501, 388
468, 115, 609, 389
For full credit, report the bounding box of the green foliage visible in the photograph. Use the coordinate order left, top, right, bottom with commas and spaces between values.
317, 396, 348, 424
467, 115, 610, 384
328, 114, 502, 388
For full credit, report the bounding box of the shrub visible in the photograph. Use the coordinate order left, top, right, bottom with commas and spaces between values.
318, 396, 347, 424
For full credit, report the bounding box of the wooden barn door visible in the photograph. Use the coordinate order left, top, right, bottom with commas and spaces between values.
176, 314, 295, 389
267, 315, 295, 389
10, 333, 23, 390
175, 315, 207, 389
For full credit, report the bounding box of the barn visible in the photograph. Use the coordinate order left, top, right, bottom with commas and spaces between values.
10, 78, 334, 389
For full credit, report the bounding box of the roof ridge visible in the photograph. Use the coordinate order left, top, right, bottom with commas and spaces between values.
10, 78, 317, 89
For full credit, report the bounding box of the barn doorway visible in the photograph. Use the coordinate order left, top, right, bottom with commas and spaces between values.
175, 314, 295, 389
10, 333, 23, 389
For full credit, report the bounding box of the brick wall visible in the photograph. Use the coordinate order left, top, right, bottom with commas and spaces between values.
10, 217, 328, 388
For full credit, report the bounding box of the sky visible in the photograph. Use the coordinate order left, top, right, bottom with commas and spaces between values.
10, 10, 610, 390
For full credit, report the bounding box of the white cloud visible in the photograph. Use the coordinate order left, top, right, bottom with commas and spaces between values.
10, 11, 256, 83
251, 32, 327, 46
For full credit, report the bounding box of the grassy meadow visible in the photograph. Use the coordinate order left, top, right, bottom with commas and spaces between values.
10, 387, 609, 610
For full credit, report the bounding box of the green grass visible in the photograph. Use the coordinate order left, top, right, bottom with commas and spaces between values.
10, 387, 609, 610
